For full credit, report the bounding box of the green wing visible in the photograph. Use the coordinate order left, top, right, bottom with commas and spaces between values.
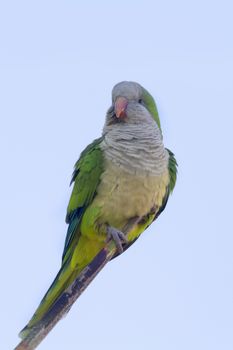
154, 148, 177, 220
62, 137, 104, 263
19, 137, 105, 339
166, 148, 177, 193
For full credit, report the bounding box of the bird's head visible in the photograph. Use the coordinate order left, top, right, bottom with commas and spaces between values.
105, 81, 161, 130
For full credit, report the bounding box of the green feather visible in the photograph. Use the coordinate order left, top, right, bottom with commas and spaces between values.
152, 149, 178, 221
166, 148, 178, 193
142, 88, 161, 130
19, 137, 105, 339
63, 137, 104, 262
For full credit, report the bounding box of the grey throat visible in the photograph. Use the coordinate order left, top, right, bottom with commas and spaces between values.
101, 110, 169, 176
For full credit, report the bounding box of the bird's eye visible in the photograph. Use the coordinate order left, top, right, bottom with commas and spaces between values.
138, 99, 143, 104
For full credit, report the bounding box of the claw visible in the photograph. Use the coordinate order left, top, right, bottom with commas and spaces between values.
107, 226, 128, 254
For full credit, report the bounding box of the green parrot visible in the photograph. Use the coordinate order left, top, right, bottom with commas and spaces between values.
19, 81, 177, 339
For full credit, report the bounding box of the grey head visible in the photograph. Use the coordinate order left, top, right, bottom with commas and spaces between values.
112, 81, 143, 103
104, 81, 161, 130
101, 81, 167, 175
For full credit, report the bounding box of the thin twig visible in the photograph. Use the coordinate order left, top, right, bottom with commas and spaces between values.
14, 218, 140, 350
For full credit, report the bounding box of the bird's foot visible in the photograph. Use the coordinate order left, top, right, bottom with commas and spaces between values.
107, 226, 128, 254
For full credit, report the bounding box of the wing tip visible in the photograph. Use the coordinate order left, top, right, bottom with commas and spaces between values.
18, 325, 29, 340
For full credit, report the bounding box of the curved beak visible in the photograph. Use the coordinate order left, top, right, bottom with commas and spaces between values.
114, 96, 128, 119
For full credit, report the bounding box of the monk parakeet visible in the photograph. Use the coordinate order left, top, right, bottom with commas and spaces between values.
19, 81, 177, 339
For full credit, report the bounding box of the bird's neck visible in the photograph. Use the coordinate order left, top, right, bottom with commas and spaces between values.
101, 122, 169, 176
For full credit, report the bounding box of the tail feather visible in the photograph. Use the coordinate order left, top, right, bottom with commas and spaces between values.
19, 257, 77, 339
19, 235, 105, 340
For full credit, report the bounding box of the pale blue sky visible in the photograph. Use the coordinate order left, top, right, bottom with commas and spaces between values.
1, 1, 233, 349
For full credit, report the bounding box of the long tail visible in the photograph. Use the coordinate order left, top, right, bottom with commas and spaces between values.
19, 255, 79, 340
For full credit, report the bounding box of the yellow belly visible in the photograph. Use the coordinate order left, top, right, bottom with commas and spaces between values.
81, 159, 169, 235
